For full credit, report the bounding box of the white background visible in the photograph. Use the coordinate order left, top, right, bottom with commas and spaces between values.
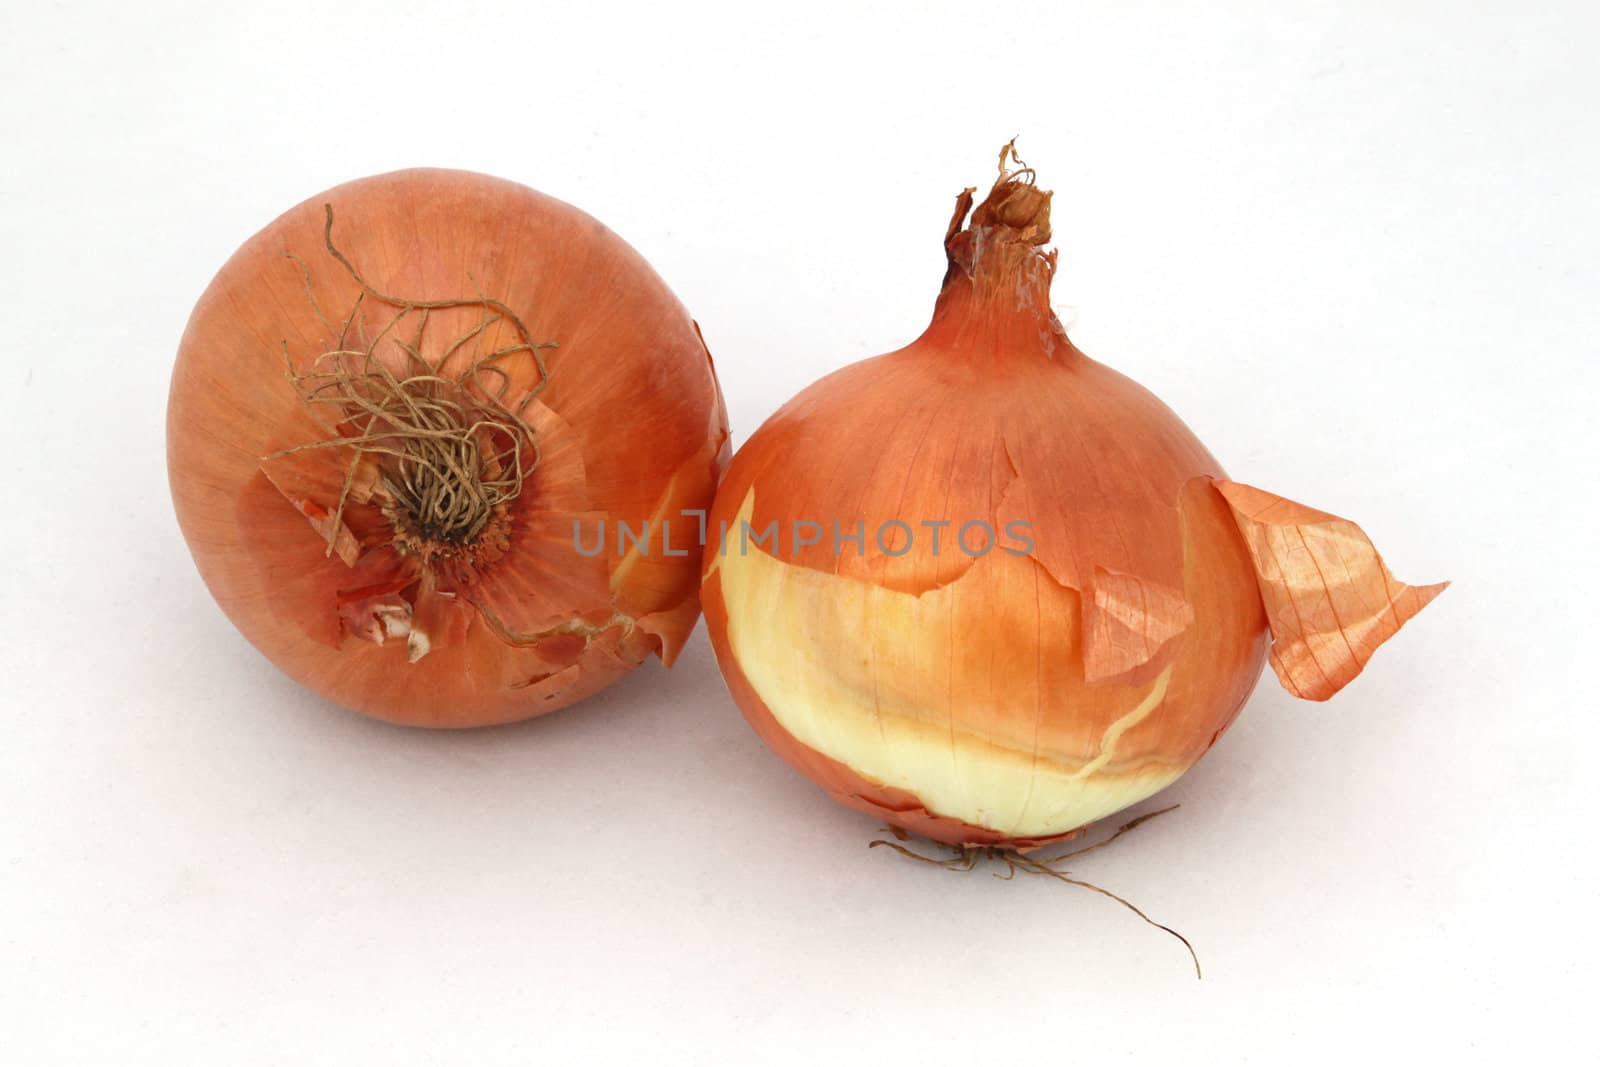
2, 2, 1594, 1062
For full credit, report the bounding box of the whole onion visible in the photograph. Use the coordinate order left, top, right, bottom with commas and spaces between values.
702, 147, 1443, 848
169, 169, 728, 727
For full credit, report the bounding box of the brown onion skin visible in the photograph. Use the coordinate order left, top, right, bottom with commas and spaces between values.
169, 169, 729, 727
700, 170, 1270, 847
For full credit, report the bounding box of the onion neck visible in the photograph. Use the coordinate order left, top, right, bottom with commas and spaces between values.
917, 145, 1073, 363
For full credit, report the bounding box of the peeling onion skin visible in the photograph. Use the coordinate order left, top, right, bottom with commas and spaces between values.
700, 149, 1442, 847
169, 169, 729, 727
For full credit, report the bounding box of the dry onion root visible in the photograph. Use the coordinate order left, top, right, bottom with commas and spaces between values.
701, 144, 1446, 852
169, 170, 729, 727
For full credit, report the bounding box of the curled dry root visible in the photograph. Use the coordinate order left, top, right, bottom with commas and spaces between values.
870, 804, 1203, 979
269, 205, 556, 558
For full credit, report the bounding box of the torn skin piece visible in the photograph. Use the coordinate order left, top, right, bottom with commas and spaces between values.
1083, 567, 1194, 685
258, 423, 384, 568
1213, 480, 1448, 702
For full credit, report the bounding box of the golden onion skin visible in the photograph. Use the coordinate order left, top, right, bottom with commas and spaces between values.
701, 149, 1446, 848
169, 170, 729, 727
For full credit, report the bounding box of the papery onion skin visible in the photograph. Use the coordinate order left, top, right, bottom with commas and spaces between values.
701, 148, 1442, 847
169, 169, 729, 727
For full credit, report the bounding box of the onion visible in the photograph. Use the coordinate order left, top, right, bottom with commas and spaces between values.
701, 146, 1444, 848
169, 169, 729, 727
